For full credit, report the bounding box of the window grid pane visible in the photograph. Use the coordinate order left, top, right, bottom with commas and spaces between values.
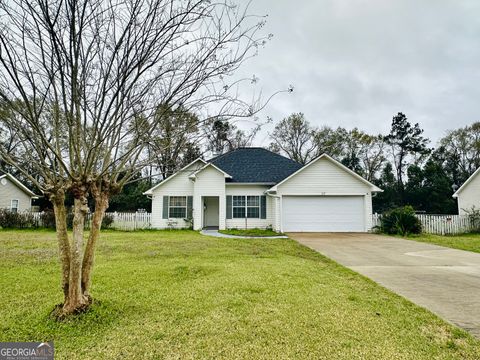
247, 196, 259, 206
170, 196, 186, 207
169, 196, 187, 218
169, 207, 186, 218
232, 196, 245, 206
247, 207, 259, 218
232, 207, 246, 218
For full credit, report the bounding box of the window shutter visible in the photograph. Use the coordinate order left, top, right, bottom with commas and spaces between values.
260, 195, 267, 219
162, 196, 169, 219
187, 196, 193, 219
226, 195, 232, 219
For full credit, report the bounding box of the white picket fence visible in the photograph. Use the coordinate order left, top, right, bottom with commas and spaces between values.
107, 212, 152, 230
31, 211, 152, 231
28, 211, 476, 234
372, 213, 474, 235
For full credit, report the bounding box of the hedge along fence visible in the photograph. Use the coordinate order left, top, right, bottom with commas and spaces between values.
372, 213, 473, 235
0, 209, 38, 229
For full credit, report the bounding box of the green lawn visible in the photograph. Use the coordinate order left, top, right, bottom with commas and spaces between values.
1, 230, 480, 359
218, 228, 284, 237
408, 233, 480, 253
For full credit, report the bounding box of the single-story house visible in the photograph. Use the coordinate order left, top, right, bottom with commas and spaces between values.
0, 173, 38, 212
144, 148, 383, 232
453, 168, 480, 215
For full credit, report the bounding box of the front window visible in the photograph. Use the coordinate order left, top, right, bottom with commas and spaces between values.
232, 195, 260, 219
169, 196, 186, 218
232, 196, 246, 218
247, 196, 260, 218
11, 199, 19, 213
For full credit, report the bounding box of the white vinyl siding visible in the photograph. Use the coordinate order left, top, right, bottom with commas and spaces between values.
226, 185, 273, 229
456, 173, 480, 215
364, 192, 373, 230
272, 196, 281, 232
150, 162, 201, 229
276, 157, 371, 195
0, 178, 32, 212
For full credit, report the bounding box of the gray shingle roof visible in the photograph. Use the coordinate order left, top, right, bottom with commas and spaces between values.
210, 148, 303, 184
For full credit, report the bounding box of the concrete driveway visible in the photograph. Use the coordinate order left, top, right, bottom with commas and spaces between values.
289, 232, 480, 337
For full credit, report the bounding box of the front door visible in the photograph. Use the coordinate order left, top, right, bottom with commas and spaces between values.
203, 196, 219, 228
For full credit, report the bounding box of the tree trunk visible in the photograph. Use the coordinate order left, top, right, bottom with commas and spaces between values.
62, 197, 90, 314
81, 191, 109, 296
52, 192, 70, 299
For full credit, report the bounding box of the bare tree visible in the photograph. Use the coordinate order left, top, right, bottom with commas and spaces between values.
341, 129, 386, 181
269, 113, 350, 165
439, 122, 480, 183
0, 101, 22, 171
148, 105, 202, 179
0, 0, 282, 316
204, 118, 259, 156
312, 126, 347, 160
269, 115, 387, 179
269, 113, 316, 164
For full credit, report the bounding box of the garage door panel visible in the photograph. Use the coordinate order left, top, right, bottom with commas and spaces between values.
282, 196, 365, 232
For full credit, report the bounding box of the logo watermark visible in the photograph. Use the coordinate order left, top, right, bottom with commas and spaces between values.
0, 342, 54, 360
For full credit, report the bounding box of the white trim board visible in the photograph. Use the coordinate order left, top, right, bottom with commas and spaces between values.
279, 193, 369, 196
10, 198, 19, 210
225, 182, 275, 186
189, 163, 232, 179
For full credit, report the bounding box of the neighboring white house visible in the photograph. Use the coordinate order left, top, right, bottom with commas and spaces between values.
144, 148, 383, 232
453, 168, 480, 215
0, 173, 38, 212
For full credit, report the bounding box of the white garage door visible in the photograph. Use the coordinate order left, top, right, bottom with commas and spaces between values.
282, 196, 365, 232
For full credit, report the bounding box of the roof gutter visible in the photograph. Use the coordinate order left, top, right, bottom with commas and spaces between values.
226, 182, 276, 186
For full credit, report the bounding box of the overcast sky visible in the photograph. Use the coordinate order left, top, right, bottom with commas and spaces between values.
236, 0, 480, 146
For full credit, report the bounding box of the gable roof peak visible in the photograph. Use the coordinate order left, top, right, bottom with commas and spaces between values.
0, 173, 38, 197
143, 157, 206, 195
452, 167, 480, 198
268, 153, 383, 193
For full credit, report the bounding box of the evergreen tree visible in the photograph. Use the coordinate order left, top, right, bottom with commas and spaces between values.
384, 112, 430, 203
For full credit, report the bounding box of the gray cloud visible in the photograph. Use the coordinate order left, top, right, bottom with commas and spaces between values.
236, 0, 480, 146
